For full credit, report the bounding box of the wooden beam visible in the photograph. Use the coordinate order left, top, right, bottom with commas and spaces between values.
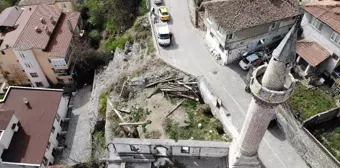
166, 99, 185, 118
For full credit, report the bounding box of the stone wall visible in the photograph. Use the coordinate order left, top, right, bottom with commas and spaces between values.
276, 104, 340, 168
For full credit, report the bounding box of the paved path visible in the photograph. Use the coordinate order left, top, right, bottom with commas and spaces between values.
57, 86, 92, 165
151, 0, 309, 168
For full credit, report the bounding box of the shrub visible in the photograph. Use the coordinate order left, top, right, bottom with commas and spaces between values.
105, 33, 132, 51
289, 83, 336, 120
139, 0, 148, 15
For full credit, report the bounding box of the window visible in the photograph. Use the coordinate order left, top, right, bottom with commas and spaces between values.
270, 22, 279, 30
227, 33, 233, 40
30, 72, 38, 78
217, 26, 223, 35
48, 59, 51, 63
310, 16, 323, 31
19, 53, 25, 58
22, 70, 25, 72
51, 126, 55, 133
46, 142, 51, 150
1, 50, 5, 56
56, 114, 60, 122
57, 78, 64, 83
219, 44, 224, 51
35, 82, 44, 87
330, 31, 340, 45
181, 146, 190, 153
210, 31, 214, 38
42, 157, 48, 166
272, 35, 282, 41
68, 78, 73, 82
25, 62, 33, 68
331, 53, 339, 60
0, 61, 3, 68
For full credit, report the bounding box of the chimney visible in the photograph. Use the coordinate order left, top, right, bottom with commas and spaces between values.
50, 16, 56, 25
23, 98, 29, 105
40, 17, 46, 24
43, 25, 51, 35
34, 26, 42, 33
67, 20, 73, 33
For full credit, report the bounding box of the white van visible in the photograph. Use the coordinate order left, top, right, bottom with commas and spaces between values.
156, 23, 171, 46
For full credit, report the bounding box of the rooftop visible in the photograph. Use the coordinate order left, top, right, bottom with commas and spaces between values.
0, 5, 36, 50
0, 6, 23, 27
303, 0, 340, 33
18, 0, 56, 6
0, 87, 63, 165
0, 110, 14, 130
296, 40, 330, 67
203, 0, 301, 33
44, 11, 80, 57
0, 4, 80, 57
13, 4, 62, 50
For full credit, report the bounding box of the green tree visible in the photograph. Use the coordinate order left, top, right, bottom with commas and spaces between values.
0, 0, 11, 12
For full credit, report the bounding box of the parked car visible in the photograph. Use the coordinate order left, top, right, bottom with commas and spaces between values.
156, 22, 171, 46
158, 6, 170, 21
239, 54, 260, 70
154, 0, 163, 5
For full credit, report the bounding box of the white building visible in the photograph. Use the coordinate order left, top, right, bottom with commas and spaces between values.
296, 0, 340, 83
0, 86, 70, 167
201, 0, 302, 65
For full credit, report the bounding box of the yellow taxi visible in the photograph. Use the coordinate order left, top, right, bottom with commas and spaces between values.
158, 6, 170, 21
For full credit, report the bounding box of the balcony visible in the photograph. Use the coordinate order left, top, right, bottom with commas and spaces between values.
54, 61, 75, 77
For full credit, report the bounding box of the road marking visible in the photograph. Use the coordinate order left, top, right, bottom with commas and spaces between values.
223, 88, 288, 168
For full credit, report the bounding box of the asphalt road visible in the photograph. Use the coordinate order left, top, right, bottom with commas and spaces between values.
151, 0, 309, 168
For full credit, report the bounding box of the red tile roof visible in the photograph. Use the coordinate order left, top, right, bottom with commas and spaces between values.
0, 87, 63, 165
44, 12, 80, 57
19, 0, 56, 6
0, 6, 23, 27
0, 5, 36, 50
203, 0, 302, 33
303, 1, 340, 33
0, 110, 14, 130
14, 4, 62, 50
296, 40, 330, 67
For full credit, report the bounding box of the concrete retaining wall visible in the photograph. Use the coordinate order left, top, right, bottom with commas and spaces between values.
303, 107, 340, 127
112, 138, 230, 157
276, 104, 340, 168
198, 76, 239, 139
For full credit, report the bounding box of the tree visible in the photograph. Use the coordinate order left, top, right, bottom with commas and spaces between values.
0, 0, 11, 12
5, 65, 28, 85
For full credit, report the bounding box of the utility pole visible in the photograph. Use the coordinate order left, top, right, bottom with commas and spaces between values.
229, 24, 297, 168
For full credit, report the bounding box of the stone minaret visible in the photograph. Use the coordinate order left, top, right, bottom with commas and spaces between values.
229, 24, 297, 168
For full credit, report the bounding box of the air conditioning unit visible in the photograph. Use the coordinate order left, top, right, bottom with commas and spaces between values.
11, 123, 19, 132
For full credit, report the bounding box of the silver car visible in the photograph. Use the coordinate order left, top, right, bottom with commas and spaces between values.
155, 0, 163, 5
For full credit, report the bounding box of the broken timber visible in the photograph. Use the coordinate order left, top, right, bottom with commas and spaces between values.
166, 99, 185, 118
145, 77, 182, 88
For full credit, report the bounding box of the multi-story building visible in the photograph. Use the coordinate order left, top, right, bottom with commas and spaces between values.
201, 0, 301, 65
0, 5, 81, 87
296, 0, 340, 83
0, 86, 70, 167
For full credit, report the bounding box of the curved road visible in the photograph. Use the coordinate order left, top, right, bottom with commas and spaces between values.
153, 0, 309, 168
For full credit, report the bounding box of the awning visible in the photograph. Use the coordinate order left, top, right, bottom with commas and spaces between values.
296, 40, 330, 67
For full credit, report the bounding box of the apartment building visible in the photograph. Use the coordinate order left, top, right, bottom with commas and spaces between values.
0, 86, 70, 167
202, 0, 302, 65
0, 5, 80, 87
